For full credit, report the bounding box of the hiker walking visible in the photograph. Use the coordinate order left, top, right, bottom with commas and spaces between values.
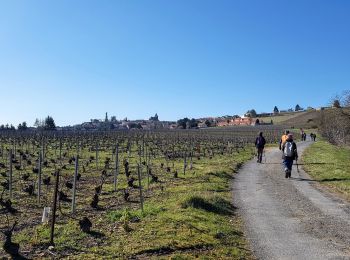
310, 133, 316, 141
255, 132, 266, 163
300, 129, 305, 141
279, 130, 289, 150
281, 133, 298, 178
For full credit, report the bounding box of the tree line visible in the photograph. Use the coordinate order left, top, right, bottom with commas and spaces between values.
0, 116, 56, 131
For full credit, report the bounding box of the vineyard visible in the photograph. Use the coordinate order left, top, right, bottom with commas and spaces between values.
0, 126, 283, 259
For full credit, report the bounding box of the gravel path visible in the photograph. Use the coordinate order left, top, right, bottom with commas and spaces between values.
233, 141, 350, 260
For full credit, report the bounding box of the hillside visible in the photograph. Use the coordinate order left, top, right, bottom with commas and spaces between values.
279, 109, 322, 128
254, 111, 308, 124
256, 109, 324, 129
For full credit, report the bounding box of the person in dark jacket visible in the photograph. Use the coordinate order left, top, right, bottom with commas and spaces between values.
255, 132, 266, 163
281, 133, 298, 178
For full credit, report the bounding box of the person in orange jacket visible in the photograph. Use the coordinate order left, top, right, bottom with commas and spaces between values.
279, 130, 290, 150
281, 133, 298, 178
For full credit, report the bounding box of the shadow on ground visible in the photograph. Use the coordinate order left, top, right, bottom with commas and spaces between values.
181, 196, 236, 215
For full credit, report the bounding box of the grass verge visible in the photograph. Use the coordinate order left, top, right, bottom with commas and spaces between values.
302, 140, 350, 200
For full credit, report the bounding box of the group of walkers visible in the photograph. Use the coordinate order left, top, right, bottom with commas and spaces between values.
301, 128, 317, 141
255, 130, 298, 178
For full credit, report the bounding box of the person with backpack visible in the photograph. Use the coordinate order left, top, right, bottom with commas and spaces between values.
279, 130, 289, 150
255, 132, 266, 163
281, 133, 298, 178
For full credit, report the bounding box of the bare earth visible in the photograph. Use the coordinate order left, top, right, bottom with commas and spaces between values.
233, 141, 350, 260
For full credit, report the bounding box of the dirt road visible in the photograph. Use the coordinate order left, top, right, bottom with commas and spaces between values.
233, 141, 350, 260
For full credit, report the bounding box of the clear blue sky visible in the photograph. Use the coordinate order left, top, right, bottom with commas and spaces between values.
0, 0, 349, 126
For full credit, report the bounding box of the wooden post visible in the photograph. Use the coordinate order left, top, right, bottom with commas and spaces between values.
147, 147, 150, 190
50, 170, 60, 246
71, 152, 79, 214
96, 142, 99, 170
41, 138, 45, 163
19, 144, 22, 168
37, 148, 42, 204
137, 165, 144, 212
189, 151, 193, 170
114, 144, 119, 192
59, 138, 62, 166
9, 149, 13, 199
183, 152, 187, 175
146, 164, 150, 191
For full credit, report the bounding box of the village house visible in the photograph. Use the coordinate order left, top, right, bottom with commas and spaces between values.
217, 117, 253, 127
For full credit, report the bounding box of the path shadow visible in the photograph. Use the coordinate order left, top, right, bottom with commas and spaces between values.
208, 171, 233, 180
292, 177, 318, 182
320, 178, 350, 182
292, 177, 350, 182
296, 162, 331, 165
181, 196, 236, 216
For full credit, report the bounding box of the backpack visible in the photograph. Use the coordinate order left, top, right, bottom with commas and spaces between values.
256, 136, 265, 148
284, 141, 294, 157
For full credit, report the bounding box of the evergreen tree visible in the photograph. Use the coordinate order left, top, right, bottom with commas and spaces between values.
18, 121, 28, 130
44, 116, 56, 130
295, 104, 302, 111
333, 99, 341, 108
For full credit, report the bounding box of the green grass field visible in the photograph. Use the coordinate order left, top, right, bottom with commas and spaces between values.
302, 140, 350, 200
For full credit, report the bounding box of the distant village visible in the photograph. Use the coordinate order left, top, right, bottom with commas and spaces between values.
62, 111, 282, 131
58, 113, 259, 131
68, 105, 327, 131
1, 105, 330, 132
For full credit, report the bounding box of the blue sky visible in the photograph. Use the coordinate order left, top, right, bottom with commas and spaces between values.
0, 0, 349, 126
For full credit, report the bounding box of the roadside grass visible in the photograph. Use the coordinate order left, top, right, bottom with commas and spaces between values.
302, 140, 350, 200
11, 147, 254, 259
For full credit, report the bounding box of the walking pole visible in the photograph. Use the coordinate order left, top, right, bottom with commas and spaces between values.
264, 149, 267, 163
296, 158, 299, 173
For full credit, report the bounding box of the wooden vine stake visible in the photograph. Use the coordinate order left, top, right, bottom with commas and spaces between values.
114, 143, 119, 192
96, 142, 99, 170
9, 149, 13, 199
50, 170, 60, 246
37, 147, 42, 204
71, 145, 79, 214
137, 164, 144, 213
146, 147, 150, 191
189, 151, 193, 170
183, 152, 187, 175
